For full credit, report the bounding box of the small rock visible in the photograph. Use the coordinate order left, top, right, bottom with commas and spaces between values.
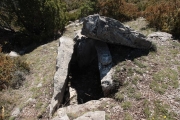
50, 47, 55, 49
9, 51, 19, 57
75, 23, 80, 27
52, 109, 70, 120
11, 107, 20, 117
74, 111, 105, 120
37, 83, 42, 88
26, 98, 36, 103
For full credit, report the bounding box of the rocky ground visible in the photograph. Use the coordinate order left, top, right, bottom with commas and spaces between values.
0, 39, 58, 119
0, 17, 180, 120
53, 17, 180, 120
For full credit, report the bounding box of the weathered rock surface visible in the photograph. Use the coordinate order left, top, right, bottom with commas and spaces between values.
52, 112, 70, 120
95, 41, 114, 96
81, 14, 152, 49
52, 98, 114, 120
74, 111, 105, 120
147, 32, 172, 41
11, 107, 20, 117
69, 87, 78, 105
49, 36, 74, 117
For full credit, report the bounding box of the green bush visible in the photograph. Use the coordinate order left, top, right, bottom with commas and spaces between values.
0, 0, 67, 42
66, 12, 80, 22
65, 0, 98, 22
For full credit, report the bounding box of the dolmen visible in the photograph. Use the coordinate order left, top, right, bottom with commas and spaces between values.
49, 14, 153, 117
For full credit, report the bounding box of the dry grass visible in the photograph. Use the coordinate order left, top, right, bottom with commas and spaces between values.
144, 0, 180, 37
109, 18, 180, 119
0, 54, 30, 90
0, 39, 58, 119
0, 20, 83, 120
124, 17, 155, 36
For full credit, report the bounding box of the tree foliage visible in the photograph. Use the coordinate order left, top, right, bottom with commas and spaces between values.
65, 0, 98, 22
1, 0, 180, 41
98, 0, 138, 22
0, 0, 16, 32
79, 0, 97, 17
0, 0, 67, 41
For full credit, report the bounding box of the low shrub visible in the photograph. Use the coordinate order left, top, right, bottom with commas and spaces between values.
98, 0, 139, 22
0, 53, 29, 90
144, 0, 180, 37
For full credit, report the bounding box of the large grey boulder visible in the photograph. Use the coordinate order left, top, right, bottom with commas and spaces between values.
81, 14, 152, 49
9, 51, 19, 57
147, 32, 172, 41
49, 36, 74, 117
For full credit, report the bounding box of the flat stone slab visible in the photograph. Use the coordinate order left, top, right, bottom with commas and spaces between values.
82, 14, 152, 49
49, 36, 74, 117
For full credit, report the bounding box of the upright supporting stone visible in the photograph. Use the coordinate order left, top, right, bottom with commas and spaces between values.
49, 36, 74, 117
95, 41, 114, 96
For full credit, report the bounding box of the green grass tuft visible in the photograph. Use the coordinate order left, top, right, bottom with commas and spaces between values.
115, 93, 124, 102
121, 101, 132, 110
124, 112, 133, 120
151, 68, 179, 94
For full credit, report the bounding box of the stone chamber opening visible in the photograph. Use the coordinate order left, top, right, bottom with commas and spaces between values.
62, 39, 150, 106
68, 55, 104, 104
62, 39, 104, 105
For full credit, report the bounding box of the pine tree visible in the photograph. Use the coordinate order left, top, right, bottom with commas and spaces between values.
0, 0, 67, 41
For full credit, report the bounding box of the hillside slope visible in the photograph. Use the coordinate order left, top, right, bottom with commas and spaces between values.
54, 18, 180, 120
0, 40, 58, 119
0, 17, 179, 120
